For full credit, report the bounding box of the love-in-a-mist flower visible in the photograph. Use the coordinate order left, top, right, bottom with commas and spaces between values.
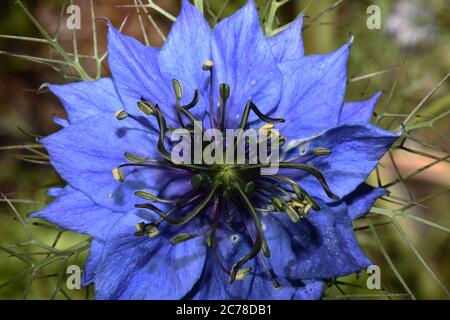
32, 0, 398, 299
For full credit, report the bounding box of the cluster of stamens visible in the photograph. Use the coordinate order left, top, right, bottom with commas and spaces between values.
112, 61, 338, 285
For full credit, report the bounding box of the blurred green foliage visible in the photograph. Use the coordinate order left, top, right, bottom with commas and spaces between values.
0, 0, 449, 299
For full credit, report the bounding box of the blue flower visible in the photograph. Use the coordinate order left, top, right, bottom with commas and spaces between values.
31, 0, 398, 300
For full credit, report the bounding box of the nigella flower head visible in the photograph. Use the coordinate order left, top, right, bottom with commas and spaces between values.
31, 0, 398, 299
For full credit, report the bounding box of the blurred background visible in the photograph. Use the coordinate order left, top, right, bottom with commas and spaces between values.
0, 0, 449, 299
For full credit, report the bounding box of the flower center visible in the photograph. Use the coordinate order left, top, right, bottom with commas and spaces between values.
112, 66, 339, 285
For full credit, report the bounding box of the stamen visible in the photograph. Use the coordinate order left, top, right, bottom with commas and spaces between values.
172, 79, 183, 100
202, 60, 216, 129
135, 222, 160, 238
313, 147, 331, 156
137, 184, 218, 225
135, 190, 192, 204
172, 79, 185, 127
181, 89, 200, 110
238, 101, 285, 132
124, 152, 159, 164
115, 109, 129, 120
238, 163, 339, 201
171, 209, 220, 245
137, 100, 156, 116
229, 181, 270, 283
285, 203, 301, 223
202, 60, 214, 70
272, 196, 285, 211
259, 123, 274, 132
235, 268, 252, 281
112, 167, 125, 182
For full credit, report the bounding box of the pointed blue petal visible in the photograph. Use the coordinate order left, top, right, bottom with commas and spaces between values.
107, 25, 177, 124
277, 42, 351, 139
94, 213, 207, 300
212, 0, 283, 128
286, 124, 398, 200
30, 186, 122, 240
339, 92, 381, 125
49, 78, 120, 124
343, 184, 388, 220
263, 200, 371, 280
42, 112, 192, 211
269, 16, 304, 62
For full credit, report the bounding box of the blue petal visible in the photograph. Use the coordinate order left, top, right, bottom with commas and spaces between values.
286, 124, 398, 200
158, 0, 212, 120
94, 213, 207, 300
276, 42, 351, 139
269, 16, 304, 62
343, 184, 388, 220
48, 78, 120, 124
52, 116, 68, 128
339, 92, 381, 125
212, 0, 283, 128
107, 25, 177, 124
82, 240, 104, 286
248, 274, 297, 300
46, 187, 64, 198
42, 112, 191, 211
248, 276, 324, 300
263, 200, 372, 280
293, 280, 325, 300
30, 186, 122, 240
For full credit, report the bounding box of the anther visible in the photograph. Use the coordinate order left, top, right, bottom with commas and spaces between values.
285, 204, 301, 223
202, 60, 214, 70
137, 100, 156, 116
219, 83, 230, 100
259, 123, 274, 132
135, 222, 159, 238
147, 224, 160, 238
272, 197, 285, 211
262, 242, 271, 258
313, 148, 331, 156
112, 167, 125, 182
135, 190, 156, 201
135, 222, 146, 236
124, 152, 149, 163
172, 79, 183, 100
115, 110, 129, 120
235, 268, 251, 281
